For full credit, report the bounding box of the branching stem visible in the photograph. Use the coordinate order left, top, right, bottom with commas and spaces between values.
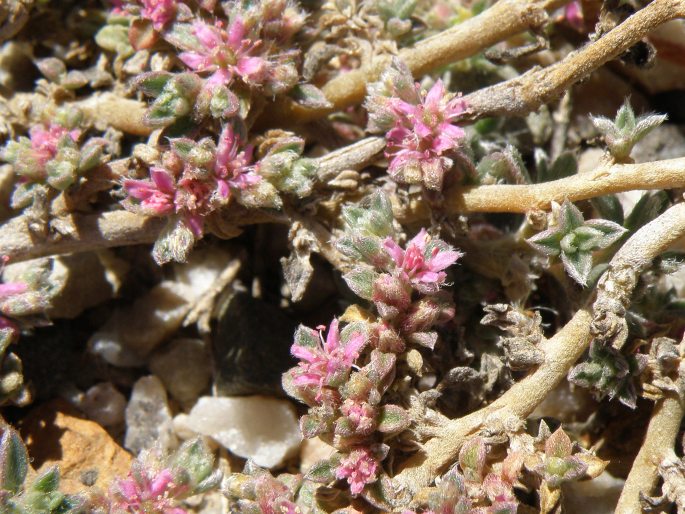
253, 0, 569, 126
394, 201, 685, 494
615, 392, 685, 514
459, 0, 685, 121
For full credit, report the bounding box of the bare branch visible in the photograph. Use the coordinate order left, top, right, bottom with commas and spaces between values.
459, 0, 685, 122
615, 392, 685, 514
398, 156, 685, 221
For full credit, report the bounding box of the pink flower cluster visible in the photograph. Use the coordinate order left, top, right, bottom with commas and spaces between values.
113, 0, 177, 31
110, 468, 186, 514
384, 80, 466, 190
564, 1, 584, 31
383, 229, 463, 293
0, 280, 27, 336
179, 18, 268, 88
29, 125, 79, 166
335, 447, 380, 495
124, 125, 258, 236
290, 319, 366, 397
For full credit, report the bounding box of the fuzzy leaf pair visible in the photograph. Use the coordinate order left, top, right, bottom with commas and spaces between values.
527, 200, 626, 286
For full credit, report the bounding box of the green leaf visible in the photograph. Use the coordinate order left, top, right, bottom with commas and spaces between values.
293, 325, 319, 349
527, 229, 562, 256
152, 217, 196, 265
342, 268, 378, 301
305, 456, 339, 483
172, 438, 215, 488
591, 195, 624, 225
561, 250, 593, 286
624, 191, 670, 232
377, 405, 409, 434
559, 200, 584, 231
0, 428, 28, 494
94, 25, 133, 57
549, 152, 577, 181
290, 84, 332, 109
30, 466, 60, 493
614, 101, 636, 132
133, 72, 173, 97
632, 113, 667, 142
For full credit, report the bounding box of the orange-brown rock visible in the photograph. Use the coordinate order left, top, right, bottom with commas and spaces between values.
19, 400, 132, 494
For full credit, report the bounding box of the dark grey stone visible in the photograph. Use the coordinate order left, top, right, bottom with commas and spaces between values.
212, 292, 297, 396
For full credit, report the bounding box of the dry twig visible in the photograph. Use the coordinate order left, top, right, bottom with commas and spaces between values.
615, 392, 685, 514
459, 0, 685, 121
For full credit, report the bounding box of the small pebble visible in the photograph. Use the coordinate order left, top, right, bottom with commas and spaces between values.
173, 396, 301, 468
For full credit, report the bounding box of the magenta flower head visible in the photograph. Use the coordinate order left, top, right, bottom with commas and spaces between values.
383, 229, 462, 293
564, 1, 584, 31
139, 0, 177, 31
123, 126, 258, 239
365, 59, 466, 190
335, 447, 380, 495
178, 18, 267, 88
214, 124, 260, 198
110, 466, 187, 514
0, 277, 28, 340
288, 319, 367, 402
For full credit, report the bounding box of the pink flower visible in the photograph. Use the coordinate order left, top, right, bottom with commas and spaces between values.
564, 1, 584, 31
123, 128, 258, 237
124, 168, 176, 216
335, 448, 379, 495
214, 125, 260, 198
28, 124, 79, 167
110, 468, 187, 514
384, 80, 466, 190
290, 319, 366, 395
179, 18, 268, 87
139, 0, 176, 31
383, 229, 462, 293
0, 280, 27, 337
253, 474, 298, 514
341, 399, 376, 435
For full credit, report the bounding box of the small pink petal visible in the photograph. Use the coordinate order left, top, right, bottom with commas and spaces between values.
0, 282, 28, 298
179, 52, 208, 71
206, 68, 232, 86
227, 17, 246, 48
383, 238, 405, 266
185, 214, 204, 237
151, 168, 176, 193
236, 56, 267, 81
193, 22, 221, 49
428, 250, 462, 271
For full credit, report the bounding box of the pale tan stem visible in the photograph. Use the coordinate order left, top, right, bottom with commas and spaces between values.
75, 93, 150, 137
394, 201, 685, 494
266, 0, 569, 125
0, 210, 165, 261
397, 156, 685, 221
615, 393, 685, 514
459, 0, 685, 121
